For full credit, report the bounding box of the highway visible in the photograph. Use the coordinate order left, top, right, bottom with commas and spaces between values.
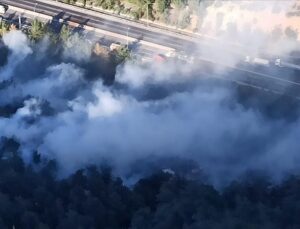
3, 1, 299, 63
2, 0, 300, 99
1, 7, 164, 59
1, 0, 247, 61
1, 0, 198, 51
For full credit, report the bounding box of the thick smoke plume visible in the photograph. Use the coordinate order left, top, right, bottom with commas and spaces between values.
1, 7, 300, 186
194, 0, 300, 68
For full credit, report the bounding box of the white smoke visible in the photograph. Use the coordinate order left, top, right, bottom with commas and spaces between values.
87, 87, 127, 118
1, 2, 300, 187
16, 98, 42, 118
0, 48, 295, 184
0, 31, 32, 82
116, 61, 196, 88
195, 0, 300, 68
63, 33, 92, 62
2, 30, 32, 56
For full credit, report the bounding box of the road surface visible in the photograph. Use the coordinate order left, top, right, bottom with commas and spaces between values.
2, 0, 199, 51
3, 0, 300, 99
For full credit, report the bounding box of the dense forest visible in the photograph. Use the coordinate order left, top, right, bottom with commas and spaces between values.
0, 137, 300, 229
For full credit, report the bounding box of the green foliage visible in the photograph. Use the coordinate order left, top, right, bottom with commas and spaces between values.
172, 0, 187, 8
58, 0, 200, 28
93, 0, 120, 9
59, 24, 72, 42
1, 137, 300, 229
177, 9, 191, 29
131, 10, 141, 20
114, 45, 131, 63
101, 0, 116, 10
28, 19, 47, 41
156, 0, 171, 13
0, 20, 10, 37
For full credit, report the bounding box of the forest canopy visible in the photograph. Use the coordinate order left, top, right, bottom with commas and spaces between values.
1, 137, 300, 229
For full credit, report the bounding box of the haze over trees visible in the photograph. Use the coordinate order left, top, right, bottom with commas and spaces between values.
0, 17, 131, 67
1, 1, 300, 228
1, 138, 300, 228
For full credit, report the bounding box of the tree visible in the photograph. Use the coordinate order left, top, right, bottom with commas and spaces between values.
0, 20, 10, 37
156, 0, 171, 14
28, 19, 46, 41
59, 24, 72, 42
285, 27, 298, 40
172, 0, 187, 8
177, 9, 191, 29
114, 45, 131, 64
101, 0, 116, 10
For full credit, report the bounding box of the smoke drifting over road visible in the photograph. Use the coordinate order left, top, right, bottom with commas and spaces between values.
193, 0, 300, 69
1, 29, 300, 186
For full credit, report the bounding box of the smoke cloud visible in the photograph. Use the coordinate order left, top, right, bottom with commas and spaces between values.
194, 0, 300, 68
0, 31, 32, 82
1, 5, 300, 187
